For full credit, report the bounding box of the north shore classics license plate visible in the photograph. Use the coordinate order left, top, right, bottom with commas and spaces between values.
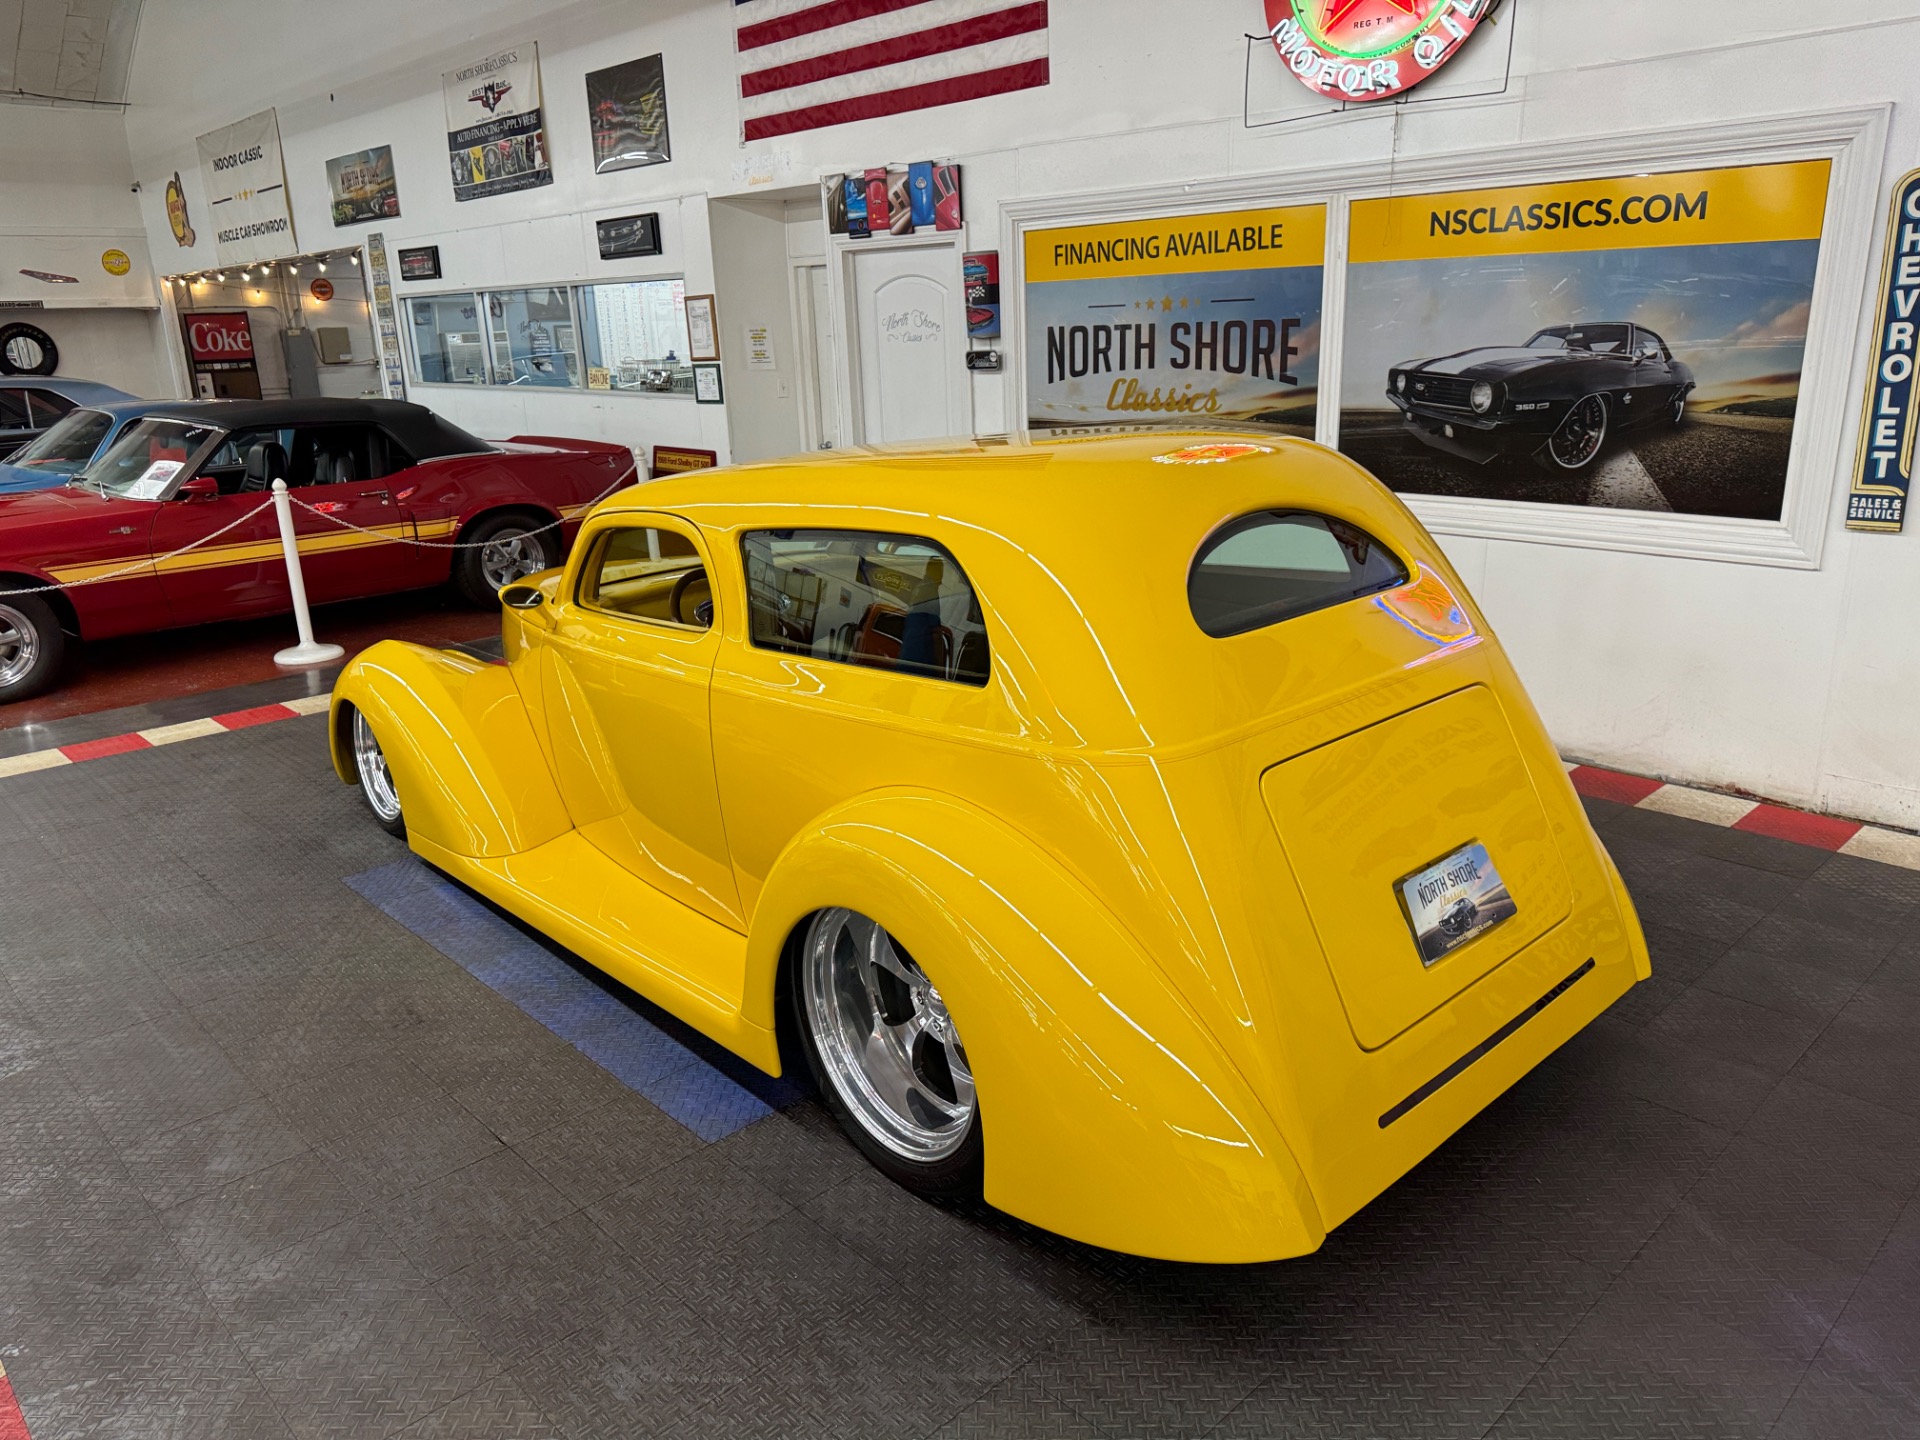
1397, 841, 1518, 966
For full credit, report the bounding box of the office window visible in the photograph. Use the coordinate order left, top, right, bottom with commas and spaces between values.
578, 280, 693, 394
487, 287, 579, 388
409, 293, 490, 385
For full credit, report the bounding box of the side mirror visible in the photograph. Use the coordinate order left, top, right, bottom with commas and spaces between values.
500, 584, 545, 610
178, 474, 220, 500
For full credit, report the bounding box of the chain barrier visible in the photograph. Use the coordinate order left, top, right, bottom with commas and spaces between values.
0, 496, 280, 598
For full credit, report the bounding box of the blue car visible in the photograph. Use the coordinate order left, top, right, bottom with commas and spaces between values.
0, 397, 160, 494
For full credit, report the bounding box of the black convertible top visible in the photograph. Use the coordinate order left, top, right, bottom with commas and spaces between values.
136, 398, 493, 461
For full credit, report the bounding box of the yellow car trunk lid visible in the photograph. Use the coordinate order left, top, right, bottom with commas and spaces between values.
1260, 684, 1573, 1051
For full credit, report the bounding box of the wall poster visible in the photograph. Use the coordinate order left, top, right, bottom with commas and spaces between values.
1845, 167, 1920, 533
1024, 205, 1324, 433
196, 109, 296, 266
325, 146, 400, 226
1341, 159, 1830, 520
364, 232, 408, 401
442, 44, 554, 202
586, 54, 671, 173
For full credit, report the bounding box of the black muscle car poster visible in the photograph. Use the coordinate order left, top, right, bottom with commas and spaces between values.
585, 54, 671, 174
1024, 205, 1323, 432
1340, 160, 1831, 520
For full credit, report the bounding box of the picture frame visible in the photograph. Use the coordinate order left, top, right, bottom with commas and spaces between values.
692, 362, 724, 404
685, 293, 719, 360
396, 246, 441, 281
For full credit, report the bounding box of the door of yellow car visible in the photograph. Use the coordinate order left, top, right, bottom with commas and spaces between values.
541, 513, 745, 931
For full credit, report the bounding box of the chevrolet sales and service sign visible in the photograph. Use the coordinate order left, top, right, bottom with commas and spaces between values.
195, 109, 296, 267
1846, 168, 1920, 533
1024, 206, 1325, 432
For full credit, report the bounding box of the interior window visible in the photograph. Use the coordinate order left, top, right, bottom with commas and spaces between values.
741, 529, 990, 687
581, 526, 711, 629
409, 292, 490, 384
1189, 511, 1407, 638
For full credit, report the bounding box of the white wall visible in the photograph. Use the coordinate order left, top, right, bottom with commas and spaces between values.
110, 0, 1920, 828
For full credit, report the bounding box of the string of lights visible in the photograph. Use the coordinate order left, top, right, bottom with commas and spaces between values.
160, 248, 362, 290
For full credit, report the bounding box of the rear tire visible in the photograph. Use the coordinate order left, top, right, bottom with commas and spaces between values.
0, 593, 66, 703
348, 706, 406, 838
453, 513, 560, 607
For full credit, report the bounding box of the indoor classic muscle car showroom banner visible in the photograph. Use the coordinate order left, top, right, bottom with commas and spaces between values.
1024, 205, 1324, 433
1340, 159, 1831, 519
195, 109, 296, 267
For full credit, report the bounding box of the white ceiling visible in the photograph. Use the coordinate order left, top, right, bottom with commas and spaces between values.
0, 0, 145, 105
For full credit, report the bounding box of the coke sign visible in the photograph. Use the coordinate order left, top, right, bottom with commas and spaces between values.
185, 312, 254, 363
1264, 0, 1491, 103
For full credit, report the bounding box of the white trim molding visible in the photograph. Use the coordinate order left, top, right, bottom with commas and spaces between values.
1002, 104, 1892, 570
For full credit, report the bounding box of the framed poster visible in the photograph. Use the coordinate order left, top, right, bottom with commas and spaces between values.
653, 445, 717, 477
1024, 205, 1325, 433
442, 43, 553, 202
1340, 160, 1831, 522
595, 213, 662, 260
325, 146, 400, 227
396, 246, 441, 281
586, 54, 671, 174
685, 293, 719, 360
196, 109, 295, 266
693, 362, 724, 404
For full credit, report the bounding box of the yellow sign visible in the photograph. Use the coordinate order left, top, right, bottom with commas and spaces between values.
1026, 204, 1326, 283
101, 248, 131, 276
1350, 160, 1830, 264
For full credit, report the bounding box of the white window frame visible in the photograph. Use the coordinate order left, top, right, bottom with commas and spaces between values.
1002, 105, 1891, 569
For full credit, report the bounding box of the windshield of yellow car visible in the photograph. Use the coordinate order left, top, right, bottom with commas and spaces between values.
77, 418, 221, 499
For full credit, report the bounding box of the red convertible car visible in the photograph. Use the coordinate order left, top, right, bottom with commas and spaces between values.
0, 398, 634, 702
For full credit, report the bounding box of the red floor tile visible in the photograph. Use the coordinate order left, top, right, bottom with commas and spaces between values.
213, 704, 299, 731
1568, 765, 1666, 806
1733, 803, 1863, 851
59, 733, 152, 762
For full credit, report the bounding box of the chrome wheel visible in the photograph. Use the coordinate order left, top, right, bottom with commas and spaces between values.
478, 528, 546, 590
1546, 394, 1608, 470
1670, 388, 1688, 425
0, 603, 37, 689
351, 709, 402, 826
802, 909, 975, 1162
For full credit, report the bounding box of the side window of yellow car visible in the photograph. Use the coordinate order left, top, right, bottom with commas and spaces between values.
578, 525, 713, 630
741, 529, 989, 686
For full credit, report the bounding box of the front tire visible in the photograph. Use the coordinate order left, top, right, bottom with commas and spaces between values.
453, 513, 560, 607
793, 908, 983, 1199
349, 707, 406, 837
0, 594, 66, 703
1535, 393, 1609, 472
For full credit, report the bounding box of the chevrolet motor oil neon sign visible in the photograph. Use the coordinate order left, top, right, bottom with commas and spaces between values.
1264, 0, 1492, 103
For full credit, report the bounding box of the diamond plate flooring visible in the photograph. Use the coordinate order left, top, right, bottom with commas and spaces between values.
2, 719, 1917, 1438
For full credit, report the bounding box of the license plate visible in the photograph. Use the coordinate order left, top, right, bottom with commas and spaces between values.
1397, 841, 1517, 966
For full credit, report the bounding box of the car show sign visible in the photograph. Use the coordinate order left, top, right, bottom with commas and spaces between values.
1263, 0, 1494, 103
1024, 204, 1325, 432
1845, 168, 1920, 533
196, 109, 297, 266
1339, 159, 1830, 520
325, 146, 400, 227
442, 43, 553, 202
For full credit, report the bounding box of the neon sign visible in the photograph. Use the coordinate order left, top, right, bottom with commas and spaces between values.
1263, 0, 1492, 103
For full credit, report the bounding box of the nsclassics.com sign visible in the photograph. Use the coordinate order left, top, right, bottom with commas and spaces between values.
194, 108, 296, 267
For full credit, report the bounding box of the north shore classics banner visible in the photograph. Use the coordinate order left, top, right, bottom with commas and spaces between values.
1024, 205, 1325, 433
196, 109, 296, 267
442, 43, 554, 203
1340, 159, 1830, 520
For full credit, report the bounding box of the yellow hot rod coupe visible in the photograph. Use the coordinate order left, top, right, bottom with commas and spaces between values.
328, 432, 1648, 1263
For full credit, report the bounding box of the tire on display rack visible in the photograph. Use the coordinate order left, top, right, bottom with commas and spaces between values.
0, 323, 58, 377
452, 511, 561, 607
791, 907, 985, 1200
0, 593, 67, 703
347, 705, 406, 838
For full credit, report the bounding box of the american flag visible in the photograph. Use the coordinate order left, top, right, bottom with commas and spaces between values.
734, 0, 1050, 143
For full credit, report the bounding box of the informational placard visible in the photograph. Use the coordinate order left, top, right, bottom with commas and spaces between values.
196, 109, 296, 266
745, 324, 775, 369
652, 445, 717, 477
325, 146, 400, 227
1341, 159, 1830, 521
364, 232, 408, 401
1846, 167, 1920, 533
586, 54, 671, 174
442, 44, 554, 203
1024, 204, 1325, 432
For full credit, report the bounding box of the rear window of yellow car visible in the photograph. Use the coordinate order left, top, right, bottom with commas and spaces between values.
1189, 511, 1407, 638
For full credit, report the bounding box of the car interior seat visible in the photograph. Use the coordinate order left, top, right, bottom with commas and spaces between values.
239, 442, 289, 494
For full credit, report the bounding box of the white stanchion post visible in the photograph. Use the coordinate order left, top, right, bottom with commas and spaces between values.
270, 478, 345, 668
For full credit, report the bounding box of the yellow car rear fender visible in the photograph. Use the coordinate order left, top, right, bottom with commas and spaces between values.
329, 640, 573, 860
745, 789, 1326, 1262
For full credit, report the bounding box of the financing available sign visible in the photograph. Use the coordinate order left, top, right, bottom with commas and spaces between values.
1024, 205, 1325, 433
1263, 0, 1493, 103
196, 109, 296, 266
442, 44, 554, 202
1845, 168, 1920, 533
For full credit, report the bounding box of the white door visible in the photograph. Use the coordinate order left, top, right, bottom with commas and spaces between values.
846, 241, 969, 444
